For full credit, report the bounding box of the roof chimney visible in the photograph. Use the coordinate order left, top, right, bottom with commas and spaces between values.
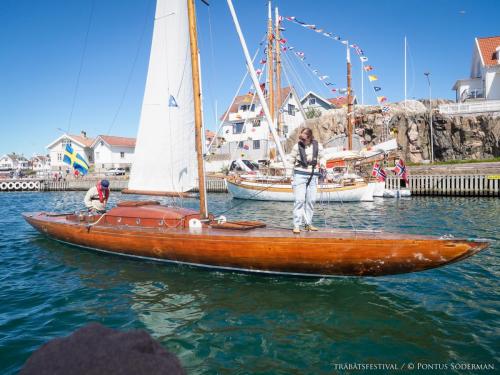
81, 130, 87, 138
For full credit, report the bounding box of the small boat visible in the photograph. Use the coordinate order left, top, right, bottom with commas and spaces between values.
23, 0, 489, 277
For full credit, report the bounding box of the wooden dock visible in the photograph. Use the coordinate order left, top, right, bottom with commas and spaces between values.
386, 175, 499, 196
1, 175, 499, 196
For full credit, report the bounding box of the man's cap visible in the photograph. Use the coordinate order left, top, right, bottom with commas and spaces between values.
101, 179, 110, 188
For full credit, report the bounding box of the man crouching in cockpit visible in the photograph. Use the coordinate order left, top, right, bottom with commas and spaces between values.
84, 179, 110, 214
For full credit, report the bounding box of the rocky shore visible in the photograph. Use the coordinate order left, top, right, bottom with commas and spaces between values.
287, 100, 500, 163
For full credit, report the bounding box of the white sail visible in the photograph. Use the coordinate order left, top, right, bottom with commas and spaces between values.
128, 0, 197, 193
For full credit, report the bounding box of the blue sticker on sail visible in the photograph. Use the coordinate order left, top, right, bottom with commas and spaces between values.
169, 95, 178, 107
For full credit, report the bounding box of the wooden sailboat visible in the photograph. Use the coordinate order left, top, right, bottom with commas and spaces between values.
225, 3, 373, 202
23, 0, 489, 277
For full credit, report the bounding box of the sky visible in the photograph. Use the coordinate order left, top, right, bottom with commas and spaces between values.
1, 0, 499, 157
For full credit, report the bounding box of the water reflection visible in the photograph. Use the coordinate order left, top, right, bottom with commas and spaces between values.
1, 192, 499, 374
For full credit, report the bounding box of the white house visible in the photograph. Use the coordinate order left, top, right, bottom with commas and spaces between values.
92, 135, 136, 172
300, 91, 335, 115
453, 36, 500, 102
301, 91, 359, 116
0, 153, 29, 171
46, 132, 94, 171
219, 86, 305, 161
30, 155, 51, 175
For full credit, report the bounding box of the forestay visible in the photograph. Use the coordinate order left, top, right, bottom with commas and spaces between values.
128, 0, 197, 193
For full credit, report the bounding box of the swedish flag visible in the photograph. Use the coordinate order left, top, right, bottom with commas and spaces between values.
63, 144, 89, 175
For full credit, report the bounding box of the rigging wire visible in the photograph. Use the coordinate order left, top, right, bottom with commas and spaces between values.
281, 51, 307, 97
205, 36, 266, 154
66, 0, 95, 133
290, 48, 330, 99
106, 0, 153, 136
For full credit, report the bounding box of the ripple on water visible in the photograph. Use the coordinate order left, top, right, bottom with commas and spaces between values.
0, 192, 498, 374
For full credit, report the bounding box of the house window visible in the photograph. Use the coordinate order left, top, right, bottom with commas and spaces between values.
238, 141, 244, 148
253, 140, 260, 150
62, 139, 71, 146
250, 104, 255, 111
120, 152, 125, 159
57, 153, 62, 161
309, 97, 316, 105
252, 119, 261, 127
240, 105, 248, 111
283, 125, 289, 135
233, 122, 244, 134
100, 141, 104, 146
288, 104, 296, 116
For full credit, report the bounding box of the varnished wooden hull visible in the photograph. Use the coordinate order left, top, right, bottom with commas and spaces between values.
22, 210, 489, 277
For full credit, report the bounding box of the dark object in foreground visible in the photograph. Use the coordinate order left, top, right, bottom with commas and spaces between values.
20, 323, 185, 375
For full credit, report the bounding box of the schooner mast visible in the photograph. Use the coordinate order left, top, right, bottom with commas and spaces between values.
346, 42, 353, 150
266, 1, 274, 122
274, 6, 282, 136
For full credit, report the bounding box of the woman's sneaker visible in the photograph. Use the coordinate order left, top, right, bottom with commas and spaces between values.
305, 225, 319, 231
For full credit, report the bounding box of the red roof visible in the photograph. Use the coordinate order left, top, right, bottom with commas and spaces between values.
69, 134, 94, 147
327, 97, 348, 107
221, 86, 293, 119
477, 36, 500, 66
327, 96, 358, 108
98, 135, 136, 148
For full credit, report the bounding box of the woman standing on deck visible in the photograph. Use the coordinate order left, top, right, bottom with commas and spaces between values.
288, 128, 326, 234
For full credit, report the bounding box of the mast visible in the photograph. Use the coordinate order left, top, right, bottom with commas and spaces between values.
404, 36, 407, 111
346, 43, 353, 150
187, 0, 208, 218
226, 0, 287, 165
267, 1, 274, 122
275, 6, 282, 136
361, 61, 364, 105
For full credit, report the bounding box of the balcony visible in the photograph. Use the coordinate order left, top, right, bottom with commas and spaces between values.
439, 100, 500, 115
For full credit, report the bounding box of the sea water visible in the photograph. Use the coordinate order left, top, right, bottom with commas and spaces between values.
0, 192, 498, 374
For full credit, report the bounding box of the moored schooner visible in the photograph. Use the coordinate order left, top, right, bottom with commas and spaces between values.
23, 0, 489, 277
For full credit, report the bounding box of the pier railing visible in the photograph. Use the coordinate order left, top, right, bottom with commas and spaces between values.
386, 175, 499, 196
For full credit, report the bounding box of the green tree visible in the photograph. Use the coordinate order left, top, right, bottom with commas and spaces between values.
305, 107, 322, 119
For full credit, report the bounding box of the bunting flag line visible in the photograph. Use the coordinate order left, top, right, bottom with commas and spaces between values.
377, 96, 387, 103
283, 16, 390, 107
382, 106, 391, 113
282, 40, 343, 99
